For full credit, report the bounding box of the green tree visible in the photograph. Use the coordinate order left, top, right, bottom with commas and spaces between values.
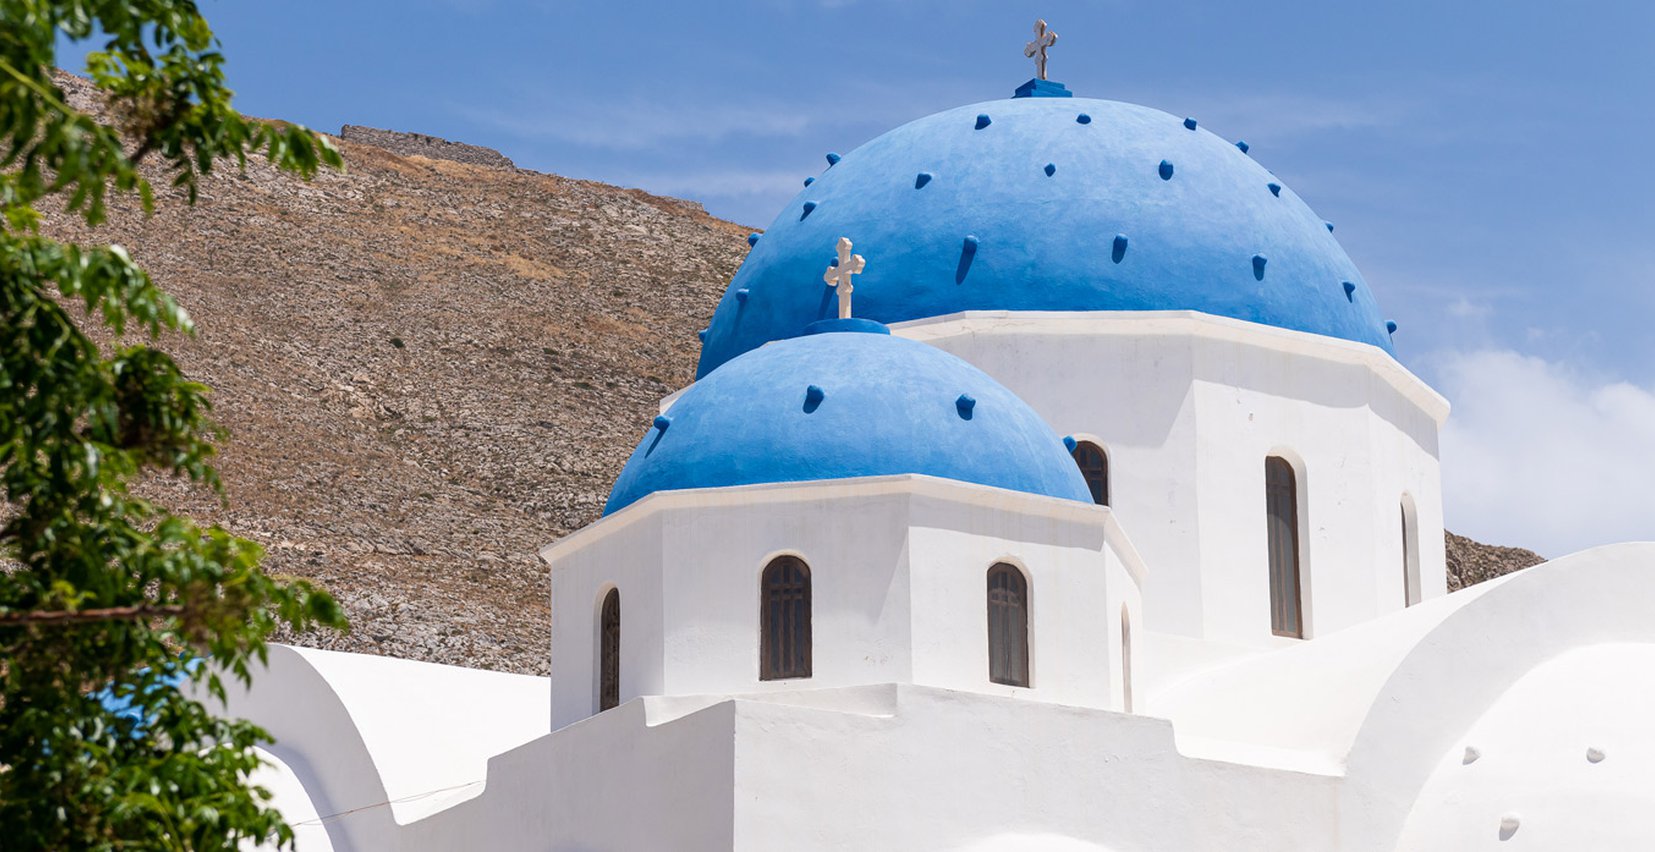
0, 2, 348, 848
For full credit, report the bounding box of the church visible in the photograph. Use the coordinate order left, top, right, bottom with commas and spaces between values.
225, 23, 1655, 852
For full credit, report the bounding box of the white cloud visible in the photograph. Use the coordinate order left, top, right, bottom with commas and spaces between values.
1446, 296, 1490, 319
1435, 348, 1655, 557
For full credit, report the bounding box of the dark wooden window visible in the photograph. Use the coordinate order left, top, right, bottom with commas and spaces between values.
1071, 441, 1110, 506
1265, 457, 1304, 638
760, 556, 812, 680
598, 588, 620, 711
987, 563, 1030, 686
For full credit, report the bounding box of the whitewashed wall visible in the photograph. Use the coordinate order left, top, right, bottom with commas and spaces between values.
217, 546, 1655, 851
898, 310, 1449, 645
544, 475, 1143, 729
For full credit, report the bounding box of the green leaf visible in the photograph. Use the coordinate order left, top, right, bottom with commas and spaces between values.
1, 2, 347, 847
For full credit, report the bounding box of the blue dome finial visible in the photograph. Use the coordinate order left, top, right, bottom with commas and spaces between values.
1015, 18, 1071, 98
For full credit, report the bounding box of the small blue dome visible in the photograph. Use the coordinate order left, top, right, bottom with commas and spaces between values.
696, 94, 1392, 377
605, 326, 1091, 515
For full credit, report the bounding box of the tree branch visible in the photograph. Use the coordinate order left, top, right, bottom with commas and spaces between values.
0, 604, 185, 626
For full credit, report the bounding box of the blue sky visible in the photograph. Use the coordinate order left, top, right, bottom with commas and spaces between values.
58, 1, 1655, 554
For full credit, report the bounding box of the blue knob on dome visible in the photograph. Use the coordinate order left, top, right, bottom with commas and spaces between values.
1325, 221, 1335, 233
1044, 163, 1057, 177
1268, 182, 1282, 197
1159, 160, 1174, 180
826, 152, 842, 166
1112, 234, 1128, 264
956, 394, 977, 420
653, 414, 672, 432
747, 232, 760, 246
1343, 281, 1356, 301
915, 171, 933, 189
1236, 140, 1250, 153
1063, 435, 1078, 453
1183, 117, 1198, 130
1076, 113, 1092, 124
697, 329, 707, 342
1253, 254, 1268, 280
975, 114, 992, 130
956, 235, 980, 284
800, 201, 817, 220
804, 384, 826, 413
1386, 320, 1399, 335
736, 288, 750, 304
803, 177, 815, 187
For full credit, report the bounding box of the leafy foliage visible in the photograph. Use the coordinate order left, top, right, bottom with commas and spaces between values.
0, 1, 348, 848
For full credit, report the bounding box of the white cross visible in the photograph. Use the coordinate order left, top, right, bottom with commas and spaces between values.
822, 237, 866, 320
1025, 19, 1058, 81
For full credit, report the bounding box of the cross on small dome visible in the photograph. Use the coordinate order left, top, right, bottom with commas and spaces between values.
823, 237, 867, 319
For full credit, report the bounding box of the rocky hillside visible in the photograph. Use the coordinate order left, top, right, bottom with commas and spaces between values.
41, 72, 747, 674
34, 73, 1541, 674
1446, 532, 1545, 592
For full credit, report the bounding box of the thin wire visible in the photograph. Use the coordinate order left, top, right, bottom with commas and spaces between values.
286, 778, 486, 826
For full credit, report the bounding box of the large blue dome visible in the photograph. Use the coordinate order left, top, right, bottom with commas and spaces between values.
605, 323, 1091, 515
696, 92, 1393, 377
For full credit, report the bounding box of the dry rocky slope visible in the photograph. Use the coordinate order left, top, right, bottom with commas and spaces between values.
36, 73, 1540, 674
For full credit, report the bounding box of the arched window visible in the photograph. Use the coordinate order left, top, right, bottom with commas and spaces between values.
986, 563, 1030, 687
1265, 456, 1304, 638
760, 556, 812, 680
1401, 496, 1422, 607
1120, 605, 1134, 714
598, 588, 620, 711
1071, 441, 1110, 506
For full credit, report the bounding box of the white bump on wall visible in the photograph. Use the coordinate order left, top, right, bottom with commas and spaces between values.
1462, 746, 1481, 765
1587, 747, 1606, 763
1499, 814, 1520, 840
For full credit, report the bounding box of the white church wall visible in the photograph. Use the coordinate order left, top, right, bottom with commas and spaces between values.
728, 685, 1341, 852
656, 486, 918, 696
547, 510, 668, 728
543, 475, 1138, 728
904, 491, 1125, 709
896, 310, 1449, 647
405, 698, 740, 852
276, 683, 1344, 852
1187, 335, 1446, 642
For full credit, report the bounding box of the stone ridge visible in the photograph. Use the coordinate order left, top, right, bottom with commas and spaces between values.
340, 124, 516, 170
1446, 531, 1545, 591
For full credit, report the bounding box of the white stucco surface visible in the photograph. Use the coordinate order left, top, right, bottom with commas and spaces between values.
544, 474, 1144, 728
1395, 643, 1655, 850
221, 543, 1655, 851
213, 645, 549, 847
896, 310, 1450, 646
